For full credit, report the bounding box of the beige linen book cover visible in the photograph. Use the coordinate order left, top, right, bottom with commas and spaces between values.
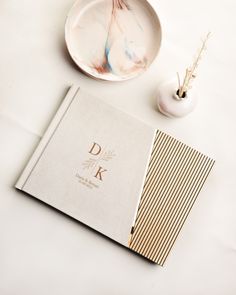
15, 86, 215, 265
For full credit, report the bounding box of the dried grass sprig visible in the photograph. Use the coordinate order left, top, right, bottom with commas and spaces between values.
177, 32, 211, 99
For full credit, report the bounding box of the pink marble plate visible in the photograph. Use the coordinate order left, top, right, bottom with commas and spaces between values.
65, 0, 162, 81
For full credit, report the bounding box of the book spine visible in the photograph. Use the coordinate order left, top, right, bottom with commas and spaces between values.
128, 129, 157, 246
15, 85, 80, 190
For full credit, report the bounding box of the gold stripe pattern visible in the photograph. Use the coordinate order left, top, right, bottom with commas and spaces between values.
129, 131, 215, 266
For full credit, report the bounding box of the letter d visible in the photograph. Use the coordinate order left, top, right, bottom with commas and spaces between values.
89, 142, 102, 156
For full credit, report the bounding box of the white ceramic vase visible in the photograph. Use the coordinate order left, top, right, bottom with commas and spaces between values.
157, 79, 198, 118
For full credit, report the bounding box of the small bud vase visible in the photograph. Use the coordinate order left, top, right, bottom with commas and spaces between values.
156, 79, 198, 118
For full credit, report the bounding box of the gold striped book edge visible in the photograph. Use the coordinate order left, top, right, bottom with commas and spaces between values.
129, 130, 215, 266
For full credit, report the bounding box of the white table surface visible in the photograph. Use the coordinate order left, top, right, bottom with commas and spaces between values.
1, 0, 236, 294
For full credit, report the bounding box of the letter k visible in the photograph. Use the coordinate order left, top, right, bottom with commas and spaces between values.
94, 166, 107, 181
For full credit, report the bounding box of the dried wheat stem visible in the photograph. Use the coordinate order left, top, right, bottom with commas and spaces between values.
177, 32, 211, 99
177, 72, 181, 92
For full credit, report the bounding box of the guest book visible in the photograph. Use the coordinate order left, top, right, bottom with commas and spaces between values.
15, 86, 215, 265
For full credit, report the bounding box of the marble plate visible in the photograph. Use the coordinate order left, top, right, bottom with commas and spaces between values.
65, 0, 162, 81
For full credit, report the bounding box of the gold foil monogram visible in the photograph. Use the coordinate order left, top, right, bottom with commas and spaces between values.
82, 142, 115, 181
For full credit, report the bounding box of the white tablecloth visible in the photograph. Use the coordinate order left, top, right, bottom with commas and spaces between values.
0, 0, 235, 294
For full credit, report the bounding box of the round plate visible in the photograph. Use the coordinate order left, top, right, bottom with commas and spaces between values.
65, 0, 162, 81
